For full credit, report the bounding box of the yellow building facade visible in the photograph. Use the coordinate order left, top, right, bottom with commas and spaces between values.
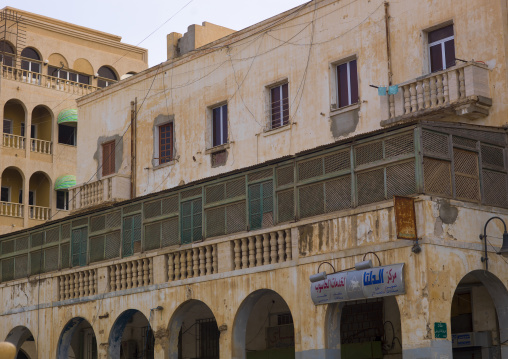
0, 1, 507, 359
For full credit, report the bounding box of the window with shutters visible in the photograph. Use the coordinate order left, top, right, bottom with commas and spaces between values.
336, 59, 359, 109
71, 227, 88, 267
428, 24, 455, 73
181, 198, 202, 244
102, 140, 116, 176
248, 180, 274, 230
122, 214, 142, 257
270, 83, 289, 129
212, 104, 228, 147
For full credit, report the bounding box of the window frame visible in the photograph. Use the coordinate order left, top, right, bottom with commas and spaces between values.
56, 190, 69, 210
269, 82, 289, 129
71, 226, 88, 267
102, 140, 116, 177
334, 58, 359, 109
211, 103, 228, 148
158, 122, 174, 165
427, 24, 455, 73
58, 124, 77, 146
181, 198, 203, 244
3, 119, 12, 134
1, 186, 11, 202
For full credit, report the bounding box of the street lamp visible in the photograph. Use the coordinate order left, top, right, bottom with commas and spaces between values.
479, 216, 508, 271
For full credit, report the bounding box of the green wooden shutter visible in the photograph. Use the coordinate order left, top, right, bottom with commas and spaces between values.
71, 228, 88, 267
181, 199, 203, 244
122, 214, 141, 257
249, 180, 273, 230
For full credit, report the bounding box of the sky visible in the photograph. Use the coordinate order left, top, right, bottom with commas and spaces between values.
8, 0, 310, 67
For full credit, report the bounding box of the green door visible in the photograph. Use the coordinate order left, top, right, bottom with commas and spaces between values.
248, 180, 273, 230
122, 214, 141, 257
181, 198, 202, 244
72, 227, 88, 267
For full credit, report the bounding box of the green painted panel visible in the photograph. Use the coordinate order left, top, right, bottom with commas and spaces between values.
57, 108, 78, 124
54, 175, 76, 190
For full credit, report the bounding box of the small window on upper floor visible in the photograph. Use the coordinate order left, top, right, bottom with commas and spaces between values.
49, 66, 90, 85
0, 41, 15, 67
56, 190, 69, 210
3, 119, 12, 134
102, 140, 116, 176
97, 66, 118, 88
20, 47, 41, 73
270, 83, 289, 129
336, 59, 359, 109
212, 104, 228, 147
429, 25, 455, 73
58, 124, 77, 146
158, 122, 174, 165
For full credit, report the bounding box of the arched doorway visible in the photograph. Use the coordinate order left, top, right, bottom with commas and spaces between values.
232, 289, 295, 359
5, 326, 37, 359
31, 105, 53, 154
3, 99, 26, 150
28, 171, 51, 220
109, 309, 154, 359
1, 167, 24, 217
168, 300, 220, 359
56, 317, 97, 359
451, 270, 508, 359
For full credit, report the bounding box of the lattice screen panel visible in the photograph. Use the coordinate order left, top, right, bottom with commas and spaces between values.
1, 240, 14, 255
355, 141, 383, 166
123, 203, 142, 214
105, 232, 121, 259
299, 182, 325, 218
298, 158, 324, 181
60, 243, 70, 269
162, 196, 179, 215
423, 158, 452, 196
144, 200, 162, 219
61, 224, 71, 239
181, 187, 202, 199
277, 189, 294, 223
277, 166, 294, 187
226, 178, 245, 199
325, 175, 352, 212
385, 132, 414, 158
90, 215, 106, 233
248, 169, 272, 182
206, 184, 225, 205
481, 144, 505, 169
422, 130, 449, 158
226, 201, 246, 234
44, 247, 59, 272
16, 236, 29, 251
89, 235, 105, 263
31, 232, 44, 247
161, 218, 179, 247
45, 227, 60, 244
206, 207, 226, 237
325, 149, 350, 174
106, 211, 122, 229
14, 255, 28, 279
30, 251, 42, 275
357, 169, 385, 206
454, 149, 480, 201
2, 258, 14, 282
453, 136, 477, 150
72, 218, 88, 228
145, 222, 161, 250
386, 161, 416, 199
482, 170, 508, 207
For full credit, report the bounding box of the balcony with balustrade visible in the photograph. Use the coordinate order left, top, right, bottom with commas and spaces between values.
69, 174, 131, 212
380, 62, 492, 127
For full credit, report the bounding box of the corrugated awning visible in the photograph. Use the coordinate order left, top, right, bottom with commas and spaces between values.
54, 175, 76, 190
57, 109, 78, 124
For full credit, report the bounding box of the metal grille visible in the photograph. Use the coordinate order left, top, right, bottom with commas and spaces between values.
341, 300, 384, 344
105, 232, 121, 259
206, 184, 225, 204
454, 149, 480, 201
422, 130, 449, 158
30, 251, 42, 275
481, 144, 505, 169
72, 218, 88, 227
45, 227, 60, 243
1, 240, 14, 255
277, 189, 294, 223
123, 202, 142, 214
31, 232, 44, 247
211, 150, 227, 167
44, 247, 59, 272
2, 258, 14, 281
144, 222, 161, 250
423, 158, 452, 196
226, 201, 246, 233
226, 178, 245, 198
196, 318, 220, 359
482, 170, 508, 208
325, 175, 352, 212
14, 255, 28, 279
385, 132, 414, 158
453, 136, 477, 150
162, 196, 179, 215
106, 211, 121, 228
248, 168, 272, 182
60, 243, 70, 269
299, 182, 325, 218
324, 149, 351, 174
386, 161, 416, 199
298, 158, 324, 181
277, 166, 294, 187
181, 187, 202, 199
16, 236, 29, 251
144, 200, 162, 219
89, 235, 105, 263
161, 217, 179, 247
61, 224, 71, 239
206, 206, 226, 237
355, 141, 383, 166
90, 215, 106, 233
357, 168, 385, 206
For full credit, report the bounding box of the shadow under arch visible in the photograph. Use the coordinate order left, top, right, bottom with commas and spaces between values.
109, 309, 154, 359
5, 325, 36, 358
232, 288, 295, 359
56, 317, 97, 359
452, 269, 508, 358
168, 299, 220, 359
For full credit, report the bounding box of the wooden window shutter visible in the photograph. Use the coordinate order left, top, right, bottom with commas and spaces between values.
122, 214, 141, 257
72, 227, 88, 267
181, 199, 202, 244
102, 141, 115, 176
249, 180, 273, 230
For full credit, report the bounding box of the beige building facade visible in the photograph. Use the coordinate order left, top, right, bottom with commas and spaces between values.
0, 1, 507, 359
0, 7, 148, 234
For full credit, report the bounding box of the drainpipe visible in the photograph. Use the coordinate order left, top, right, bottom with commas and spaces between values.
384, 1, 393, 86
130, 98, 137, 199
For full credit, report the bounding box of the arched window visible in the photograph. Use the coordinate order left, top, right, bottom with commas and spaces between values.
97, 66, 117, 88
0, 41, 15, 67
21, 47, 41, 73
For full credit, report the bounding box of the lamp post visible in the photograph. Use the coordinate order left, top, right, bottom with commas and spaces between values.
479, 216, 508, 271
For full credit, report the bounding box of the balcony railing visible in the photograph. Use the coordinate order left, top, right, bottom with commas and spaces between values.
29, 205, 50, 221
3, 133, 25, 149
1, 64, 101, 96
30, 138, 52, 154
381, 62, 491, 126
69, 174, 131, 211
0, 202, 23, 218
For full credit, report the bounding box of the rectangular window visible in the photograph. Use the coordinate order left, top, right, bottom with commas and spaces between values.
3, 119, 12, 134
122, 214, 142, 257
1, 187, 10, 202
56, 190, 69, 210
429, 25, 455, 73
248, 180, 273, 230
58, 124, 76, 146
159, 123, 173, 164
270, 83, 289, 129
71, 227, 88, 267
102, 141, 116, 176
212, 104, 228, 147
181, 198, 202, 244
337, 59, 359, 108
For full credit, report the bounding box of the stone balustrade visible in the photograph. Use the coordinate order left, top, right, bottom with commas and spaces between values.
30, 138, 52, 154
380, 62, 491, 126
167, 244, 218, 281
108, 257, 153, 292
69, 174, 131, 211
58, 269, 97, 300
0, 202, 23, 218
29, 205, 50, 221
3, 134, 25, 150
